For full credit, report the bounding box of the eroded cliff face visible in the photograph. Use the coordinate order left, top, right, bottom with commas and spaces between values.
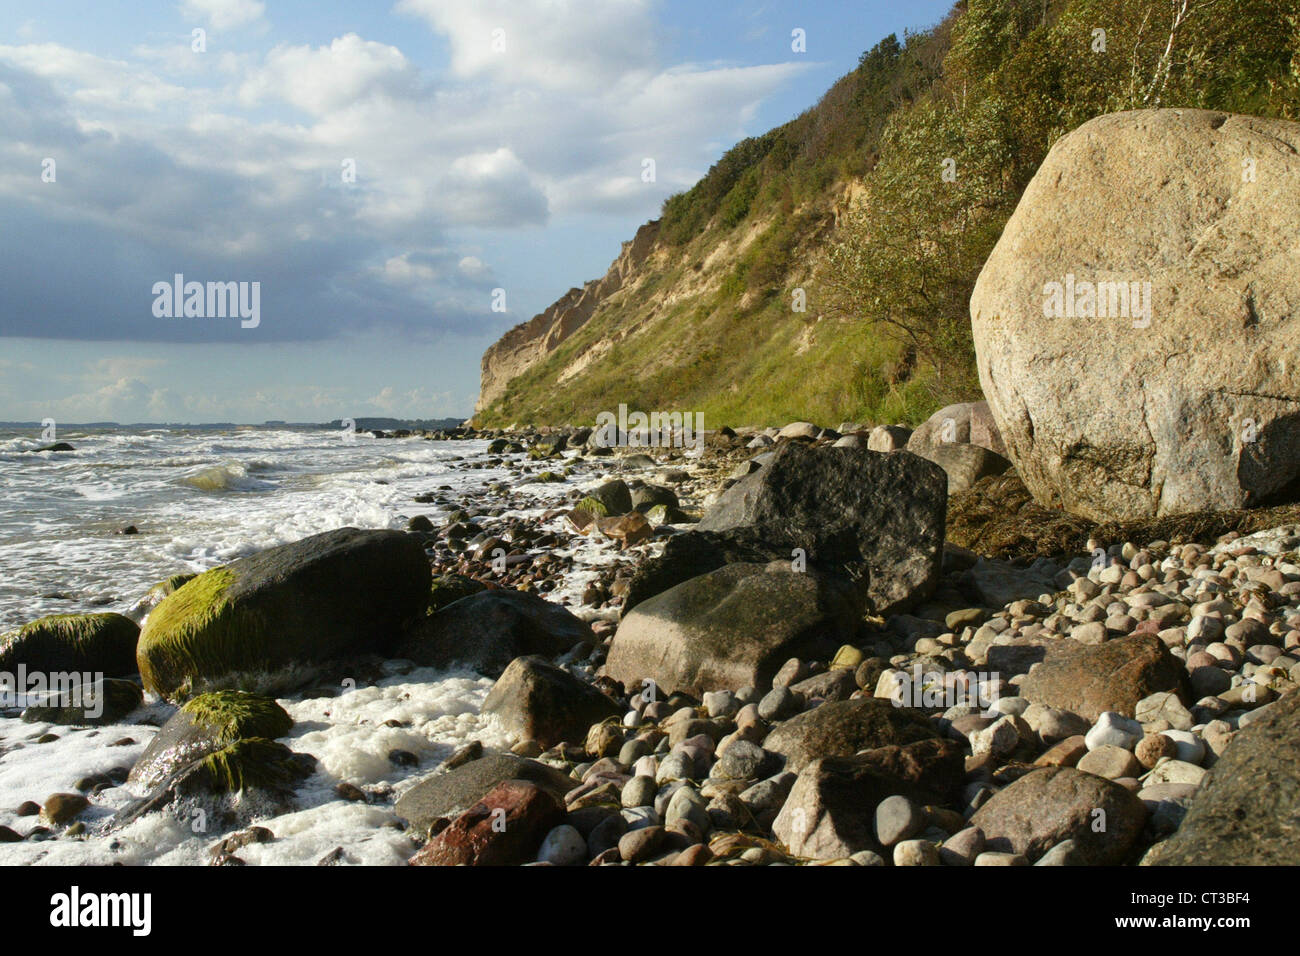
476, 220, 661, 413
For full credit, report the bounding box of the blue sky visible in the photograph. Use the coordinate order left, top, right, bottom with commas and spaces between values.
0, 0, 955, 423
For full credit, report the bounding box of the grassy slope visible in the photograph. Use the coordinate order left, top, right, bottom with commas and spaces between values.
476, 0, 1300, 430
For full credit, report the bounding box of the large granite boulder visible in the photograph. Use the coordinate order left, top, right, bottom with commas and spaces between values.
604, 562, 864, 697
136, 528, 430, 700
971, 109, 1300, 521
697, 443, 947, 615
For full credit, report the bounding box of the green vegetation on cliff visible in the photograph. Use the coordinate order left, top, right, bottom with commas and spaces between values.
477, 0, 1300, 429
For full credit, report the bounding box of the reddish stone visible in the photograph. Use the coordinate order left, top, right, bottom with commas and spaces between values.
409, 780, 564, 866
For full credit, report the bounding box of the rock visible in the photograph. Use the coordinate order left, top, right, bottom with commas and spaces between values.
578, 480, 633, 517
893, 839, 940, 866
1016, 634, 1189, 721
0, 613, 139, 677
113, 738, 314, 829
399, 588, 593, 678
621, 776, 657, 808
867, 425, 911, 453
137, 528, 429, 699
1134, 691, 1194, 731
771, 739, 964, 860
874, 794, 926, 846
1143, 687, 1300, 864
1136, 733, 1179, 769
537, 824, 587, 865
40, 793, 90, 825
21, 678, 143, 726
428, 574, 488, 614
1034, 839, 1086, 866
939, 826, 985, 866
778, 422, 820, 441
971, 109, 1300, 520
481, 656, 620, 749
914, 443, 1011, 496
763, 698, 941, 773
604, 562, 863, 697
620, 529, 792, 616
697, 442, 947, 615
968, 767, 1146, 865
974, 851, 1028, 866
1076, 745, 1142, 780
619, 825, 668, 862
968, 559, 1057, 608
128, 690, 293, 790
969, 401, 1008, 457
1084, 712, 1144, 752
906, 403, 974, 454
410, 780, 565, 866
394, 752, 576, 837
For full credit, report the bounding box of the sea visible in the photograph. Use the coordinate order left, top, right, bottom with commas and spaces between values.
0, 424, 617, 865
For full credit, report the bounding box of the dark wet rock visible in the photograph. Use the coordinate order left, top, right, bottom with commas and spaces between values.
137, 527, 430, 699
697, 443, 947, 614
394, 752, 576, 837
0, 613, 139, 678
1143, 688, 1300, 865
482, 656, 620, 749
398, 588, 593, 678
605, 562, 864, 697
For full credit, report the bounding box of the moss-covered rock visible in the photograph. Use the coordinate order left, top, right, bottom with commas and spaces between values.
534, 471, 564, 483
0, 613, 139, 677
429, 574, 488, 615
22, 678, 143, 726
575, 496, 610, 518
129, 689, 294, 789
184, 738, 313, 795
136, 527, 430, 699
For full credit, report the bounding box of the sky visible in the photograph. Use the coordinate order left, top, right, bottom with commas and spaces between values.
0, 0, 955, 424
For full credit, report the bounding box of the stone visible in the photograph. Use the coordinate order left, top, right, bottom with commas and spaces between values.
969, 767, 1147, 865
893, 839, 940, 866
536, 824, 587, 865
1085, 712, 1144, 752
874, 794, 926, 846
40, 793, 90, 826
771, 739, 964, 860
1076, 745, 1142, 780
913, 443, 1011, 496
697, 442, 947, 615
0, 613, 139, 678
763, 698, 941, 773
604, 562, 863, 697
400, 588, 593, 678
971, 109, 1300, 520
128, 690, 293, 790
481, 656, 620, 749
410, 780, 564, 866
1017, 634, 1189, 721
138, 528, 429, 699
394, 753, 575, 837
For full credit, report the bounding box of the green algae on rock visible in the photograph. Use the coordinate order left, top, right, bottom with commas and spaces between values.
0, 612, 140, 677
136, 527, 431, 700
128, 689, 293, 790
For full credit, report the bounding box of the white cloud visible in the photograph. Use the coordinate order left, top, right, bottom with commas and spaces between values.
179, 0, 266, 31
239, 34, 415, 116
396, 0, 658, 90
